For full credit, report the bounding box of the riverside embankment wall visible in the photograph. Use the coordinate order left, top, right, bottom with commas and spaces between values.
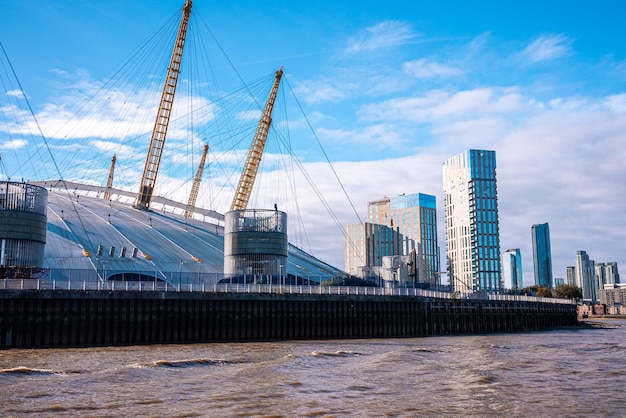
0, 290, 577, 348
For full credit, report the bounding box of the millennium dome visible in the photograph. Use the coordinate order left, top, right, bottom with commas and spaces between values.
1, 178, 343, 284
0, 1, 347, 285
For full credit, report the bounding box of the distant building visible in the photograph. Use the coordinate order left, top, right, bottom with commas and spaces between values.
577, 302, 606, 318
595, 262, 620, 287
605, 262, 621, 284
554, 277, 565, 286
599, 284, 626, 306
344, 193, 440, 287
443, 149, 502, 293
608, 305, 626, 315
531, 223, 553, 289
344, 222, 399, 275
566, 266, 576, 286
575, 250, 596, 301
502, 249, 523, 290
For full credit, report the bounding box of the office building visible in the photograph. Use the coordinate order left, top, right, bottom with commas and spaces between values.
502, 249, 523, 290
443, 149, 502, 292
575, 250, 596, 301
344, 193, 440, 286
531, 223, 553, 289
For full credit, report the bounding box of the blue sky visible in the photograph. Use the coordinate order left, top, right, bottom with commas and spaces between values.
2, 0, 626, 285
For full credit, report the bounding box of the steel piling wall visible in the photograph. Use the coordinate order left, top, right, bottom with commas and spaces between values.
0, 290, 578, 348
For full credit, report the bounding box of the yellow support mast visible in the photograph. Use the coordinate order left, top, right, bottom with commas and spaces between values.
185, 143, 209, 218
103, 154, 116, 200
136, 0, 192, 210
230, 67, 284, 211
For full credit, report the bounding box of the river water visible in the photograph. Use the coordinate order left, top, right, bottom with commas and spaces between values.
1, 320, 624, 417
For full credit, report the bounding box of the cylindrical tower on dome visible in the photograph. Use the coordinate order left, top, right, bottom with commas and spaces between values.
224, 209, 287, 279
0, 181, 48, 268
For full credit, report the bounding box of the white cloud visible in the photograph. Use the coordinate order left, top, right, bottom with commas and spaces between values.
517, 34, 572, 64
6, 89, 27, 99
403, 59, 463, 79
346, 21, 419, 54
294, 79, 349, 104
293, 67, 411, 104
317, 124, 407, 148
0, 138, 28, 149
236, 109, 262, 121
357, 88, 525, 124
603, 94, 626, 113
92, 140, 135, 158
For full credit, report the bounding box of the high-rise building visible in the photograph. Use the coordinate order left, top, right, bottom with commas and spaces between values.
566, 266, 576, 286
443, 149, 501, 293
606, 262, 620, 284
595, 262, 621, 288
344, 222, 400, 275
531, 223, 553, 289
502, 249, 523, 290
575, 250, 596, 301
344, 193, 440, 285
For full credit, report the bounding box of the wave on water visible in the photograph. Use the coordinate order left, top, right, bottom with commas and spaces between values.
139, 358, 238, 369
575, 343, 626, 354
410, 347, 435, 353
0, 366, 67, 377
310, 350, 363, 358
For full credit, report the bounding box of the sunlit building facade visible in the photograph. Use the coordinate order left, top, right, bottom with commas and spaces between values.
344, 222, 400, 276
566, 266, 576, 286
502, 248, 523, 290
443, 149, 502, 293
575, 250, 596, 301
344, 193, 440, 286
532, 223, 553, 289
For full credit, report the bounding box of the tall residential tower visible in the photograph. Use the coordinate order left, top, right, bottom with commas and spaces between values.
502, 248, 523, 290
575, 250, 596, 301
443, 149, 502, 293
531, 223, 553, 289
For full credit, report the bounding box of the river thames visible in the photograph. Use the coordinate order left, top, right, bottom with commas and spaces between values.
1, 319, 624, 417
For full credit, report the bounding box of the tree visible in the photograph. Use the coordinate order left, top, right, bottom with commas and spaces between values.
320, 276, 378, 287
553, 284, 583, 300
536, 287, 552, 298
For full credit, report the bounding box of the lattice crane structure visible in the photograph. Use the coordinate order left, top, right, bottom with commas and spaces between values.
135, 0, 192, 210
185, 144, 209, 218
103, 154, 116, 200
230, 67, 283, 212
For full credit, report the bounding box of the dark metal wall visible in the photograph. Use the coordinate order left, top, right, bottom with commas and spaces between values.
0, 290, 578, 349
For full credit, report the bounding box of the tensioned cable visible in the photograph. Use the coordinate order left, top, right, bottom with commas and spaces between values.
282, 76, 366, 260
0, 41, 99, 258
194, 10, 365, 264
283, 76, 368, 265
0, 44, 52, 180
41, 10, 181, 179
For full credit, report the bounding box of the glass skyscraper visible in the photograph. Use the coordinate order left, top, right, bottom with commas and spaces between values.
575, 250, 596, 301
443, 149, 502, 293
502, 248, 523, 290
531, 223, 553, 289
